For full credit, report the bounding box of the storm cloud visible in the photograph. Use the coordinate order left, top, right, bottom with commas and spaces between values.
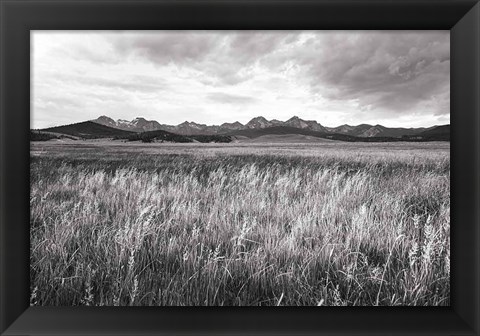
293, 32, 450, 118
32, 31, 449, 129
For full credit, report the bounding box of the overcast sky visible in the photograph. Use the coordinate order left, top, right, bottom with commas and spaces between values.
32, 30, 450, 129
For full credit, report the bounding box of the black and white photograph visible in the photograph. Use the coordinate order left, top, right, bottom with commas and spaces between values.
30, 30, 450, 306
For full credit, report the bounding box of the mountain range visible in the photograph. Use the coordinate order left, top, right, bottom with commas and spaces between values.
33, 115, 449, 143
93, 115, 434, 138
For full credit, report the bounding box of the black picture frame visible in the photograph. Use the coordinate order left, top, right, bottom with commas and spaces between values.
1, 0, 479, 335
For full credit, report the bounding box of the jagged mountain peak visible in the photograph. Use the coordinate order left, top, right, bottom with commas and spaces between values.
249, 116, 268, 122
221, 121, 244, 126
246, 116, 272, 129
97, 115, 115, 121
179, 121, 205, 127
287, 115, 302, 121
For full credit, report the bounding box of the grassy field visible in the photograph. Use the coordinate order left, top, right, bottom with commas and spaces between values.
30, 141, 450, 306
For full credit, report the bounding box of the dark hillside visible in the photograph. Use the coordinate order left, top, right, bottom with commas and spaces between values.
419, 125, 450, 136
30, 130, 60, 141
189, 134, 232, 143
402, 125, 450, 141
41, 121, 135, 139
117, 130, 233, 143
117, 129, 193, 143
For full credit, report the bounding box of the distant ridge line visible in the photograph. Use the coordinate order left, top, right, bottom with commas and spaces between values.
91, 115, 447, 139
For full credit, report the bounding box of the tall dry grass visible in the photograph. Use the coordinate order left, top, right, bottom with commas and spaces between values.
30, 143, 450, 306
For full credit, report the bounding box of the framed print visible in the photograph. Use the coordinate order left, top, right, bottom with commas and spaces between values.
1, 0, 479, 335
